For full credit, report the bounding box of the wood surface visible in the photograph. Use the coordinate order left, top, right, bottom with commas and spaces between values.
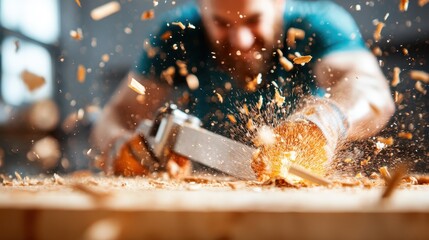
1, 175, 428, 239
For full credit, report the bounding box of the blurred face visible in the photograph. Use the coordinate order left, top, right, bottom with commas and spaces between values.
199, 0, 286, 87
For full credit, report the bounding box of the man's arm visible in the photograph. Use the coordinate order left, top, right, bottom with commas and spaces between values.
90, 72, 172, 171
314, 50, 395, 141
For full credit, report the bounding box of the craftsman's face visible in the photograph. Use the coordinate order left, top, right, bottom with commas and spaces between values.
199, 0, 286, 86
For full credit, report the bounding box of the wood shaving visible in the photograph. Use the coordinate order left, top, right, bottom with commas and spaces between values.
391, 67, 401, 87
373, 22, 385, 42
415, 81, 427, 95
246, 119, 255, 130
21, 70, 46, 91
263, 178, 297, 188
141, 9, 155, 20
128, 78, 146, 95
166, 155, 191, 179
372, 46, 382, 57
402, 48, 409, 55
53, 173, 65, 185
242, 104, 249, 115
188, 23, 196, 29
186, 74, 199, 90
402, 176, 418, 185
256, 95, 263, 110
161, 66, 175, 85
90, 1, 121, 21
399, 0, 409, 12
227, 182, 246, 190
377, 136, 394, 146
293, 55, 312, 65
75, 0, 81, 7
14, 172, 23, 181
379, 166, 391, 182
394, 91, 403, 104
279, 56, 294, 71
172, 21, 186, 30
227, 114, 237, 123
246, 73, 262, 92
77, 64, 86, 83
160, 31, 172, 40
398, 132, 413, 139
286, 27, 305, 48
216, 93, 223, 103
176, 60, 188, 76
153, 0, 159, 7
101, 54, 110, 62
369, 172, 380, 179
381, 165, 406, 199
360, 157, 370, 166
416, 175, 429, 184
70, 28, 83, 40
419, 0, 429, 6
409, 70, 429, 84
274, 88, 285, 107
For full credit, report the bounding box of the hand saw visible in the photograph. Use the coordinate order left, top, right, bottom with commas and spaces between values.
136, 104, 331, 185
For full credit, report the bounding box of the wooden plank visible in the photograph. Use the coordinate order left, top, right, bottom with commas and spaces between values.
1, 176, 429, 239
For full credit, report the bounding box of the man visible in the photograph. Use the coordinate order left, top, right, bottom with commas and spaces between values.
90, 0, 395, 177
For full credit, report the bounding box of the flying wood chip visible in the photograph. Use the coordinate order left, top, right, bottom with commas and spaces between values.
21, 70, 46, 91
419, 0, 429, 6
293, 55, 312, 65
128, 78, 146, 95
399, 0, 409, 12
141, 9, 155, 20
90, 1, 121, 21
398, 132, 413, 139
77, 64, 86, 83
160, 31, 172, 40
279, 56, 294, 71
256, 95, 263, 110
410, 70, 429, 84
274, 89, 285, 107
216, 92, 223, 103
391, 67, 401, 87
226, 114, 237, 123
186, 74, 199, 90
172, 21, 186, 30
75, 0, 81, 7
70, 28, 83, 41
286, 27, 305, 48
373, 22, 385, 42
188, 23, 196, 29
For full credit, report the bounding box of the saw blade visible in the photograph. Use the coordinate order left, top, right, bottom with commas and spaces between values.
173, 124, 257, 180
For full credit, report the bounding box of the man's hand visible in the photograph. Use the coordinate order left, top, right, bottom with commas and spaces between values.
105, 132, 192, 178
106, 134, 155, 176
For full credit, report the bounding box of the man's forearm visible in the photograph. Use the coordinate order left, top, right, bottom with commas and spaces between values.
314, 50, 395, 141
328, 72, 395, 140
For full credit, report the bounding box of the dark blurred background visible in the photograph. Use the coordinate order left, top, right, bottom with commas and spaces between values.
0, 0, 427, 176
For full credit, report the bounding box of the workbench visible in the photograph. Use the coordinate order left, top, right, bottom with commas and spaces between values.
0, 175, 428, 240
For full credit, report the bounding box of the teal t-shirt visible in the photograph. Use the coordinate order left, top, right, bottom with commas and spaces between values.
134, 0, 366, 141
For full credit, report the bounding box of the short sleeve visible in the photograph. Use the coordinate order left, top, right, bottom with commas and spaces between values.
286, 1, 367, 60
309, 1, 367, 58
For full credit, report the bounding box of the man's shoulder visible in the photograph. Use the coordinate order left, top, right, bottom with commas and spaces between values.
285, 0, 348, 24
285, 0, 366, 58
157, 2, 202, 30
